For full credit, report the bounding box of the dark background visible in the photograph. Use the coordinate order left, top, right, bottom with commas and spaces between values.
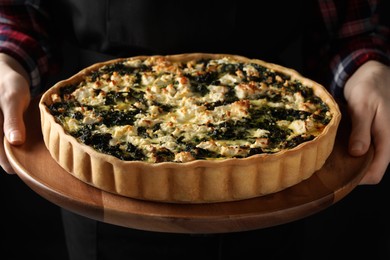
0, 171, 69, 260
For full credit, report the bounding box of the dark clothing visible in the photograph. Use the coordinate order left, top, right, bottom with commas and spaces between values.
48, 0, 303, 63
45, 0, 305, 81
61, 209, 304, 260
49, 2, 308, 258
43, 1, 389, 259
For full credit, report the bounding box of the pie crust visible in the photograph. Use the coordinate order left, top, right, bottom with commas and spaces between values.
39, 53, 341, 203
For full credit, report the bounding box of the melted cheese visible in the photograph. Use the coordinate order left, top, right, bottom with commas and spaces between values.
47, 56, 333, 163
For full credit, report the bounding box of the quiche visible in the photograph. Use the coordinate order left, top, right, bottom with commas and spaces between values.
39, 53, 341, 203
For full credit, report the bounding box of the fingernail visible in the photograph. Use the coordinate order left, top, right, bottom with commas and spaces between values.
350, 141, 364, 153
9, 130, 22, 143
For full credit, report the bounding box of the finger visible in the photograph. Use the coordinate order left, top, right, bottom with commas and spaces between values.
0, 112, 16, 174
347, 105, 373, 157
1, 98, 27, 145
0, 74, 30, 146
359, 139, 390, 185
0, 140, 16, 174
359, 109, 390, 184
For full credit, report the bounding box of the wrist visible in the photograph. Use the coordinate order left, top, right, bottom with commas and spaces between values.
0, 53, 30, 86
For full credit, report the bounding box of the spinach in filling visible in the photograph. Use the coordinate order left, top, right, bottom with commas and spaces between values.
47, 57, 333, 162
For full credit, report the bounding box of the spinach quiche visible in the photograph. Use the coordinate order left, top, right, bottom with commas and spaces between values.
39, 53, 341, 203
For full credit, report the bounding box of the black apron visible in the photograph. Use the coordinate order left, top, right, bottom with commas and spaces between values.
35, 1, 390, 259
46, 0, 304, 78
44, 1, 306, 259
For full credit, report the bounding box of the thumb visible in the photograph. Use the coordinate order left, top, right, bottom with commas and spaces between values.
2, 104, 27, 145
347, 106, 372, 157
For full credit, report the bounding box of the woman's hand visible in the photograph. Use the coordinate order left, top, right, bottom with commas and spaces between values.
0, 54, 31, 174
344, 60, 390, 185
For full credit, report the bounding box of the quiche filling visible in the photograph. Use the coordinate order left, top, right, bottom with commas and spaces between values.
46, 56, 332, 163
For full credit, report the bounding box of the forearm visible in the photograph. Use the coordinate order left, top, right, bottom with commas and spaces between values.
0, 53, 30, 85
304, 0, 390, 99
0, 0, 53, 97
329, 49, 390, 99
323, 0, 390, 97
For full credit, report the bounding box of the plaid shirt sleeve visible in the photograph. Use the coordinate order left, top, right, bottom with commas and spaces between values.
1, 0, 389, 99
0, 0, 53, 97
318, 0, 390, 98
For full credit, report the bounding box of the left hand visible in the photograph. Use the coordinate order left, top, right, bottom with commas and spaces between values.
0, 54, 31, 174
343, 60, 390, 185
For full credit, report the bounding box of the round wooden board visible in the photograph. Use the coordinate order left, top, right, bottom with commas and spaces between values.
4, 97, 373, 234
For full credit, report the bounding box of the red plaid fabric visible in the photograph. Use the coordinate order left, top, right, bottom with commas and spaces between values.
0, 0, 53, 96
305, 0, 390, 97
0, 0, 389, 98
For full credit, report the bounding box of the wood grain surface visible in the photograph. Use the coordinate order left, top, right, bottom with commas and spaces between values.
4, 97, 373, 234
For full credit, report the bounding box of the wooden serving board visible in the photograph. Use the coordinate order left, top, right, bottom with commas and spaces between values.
4, 97, 373, 234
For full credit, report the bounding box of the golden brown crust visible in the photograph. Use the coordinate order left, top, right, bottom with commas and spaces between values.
39, 53, 341, 203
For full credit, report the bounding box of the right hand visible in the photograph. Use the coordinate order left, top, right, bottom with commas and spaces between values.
343, 60, 390, 185
0, 54, 31, 174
